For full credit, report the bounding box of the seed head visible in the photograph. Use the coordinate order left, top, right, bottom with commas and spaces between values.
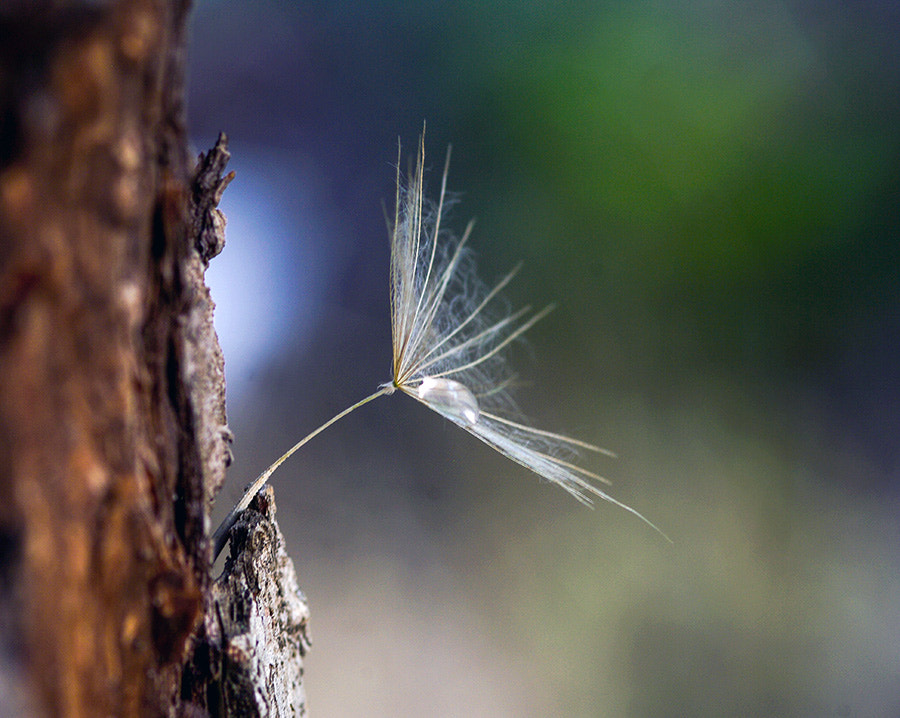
213, 129, 666, 560
385, 131, 666, 538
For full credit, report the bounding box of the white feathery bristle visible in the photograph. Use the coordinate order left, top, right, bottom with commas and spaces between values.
387, 130, 667, 540
213, 128, 667, 561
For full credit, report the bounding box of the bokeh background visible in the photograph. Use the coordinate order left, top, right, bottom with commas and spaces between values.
187, 2, 899, 715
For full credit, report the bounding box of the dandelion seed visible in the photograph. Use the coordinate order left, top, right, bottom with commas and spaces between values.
212, 129, 668, 559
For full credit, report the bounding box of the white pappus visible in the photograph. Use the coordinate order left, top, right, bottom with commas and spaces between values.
212, 129, 667, 559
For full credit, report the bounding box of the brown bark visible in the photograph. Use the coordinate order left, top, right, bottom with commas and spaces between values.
0, 2, 242, 715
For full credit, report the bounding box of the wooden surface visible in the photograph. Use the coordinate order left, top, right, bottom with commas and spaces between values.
0, 3, 293, 715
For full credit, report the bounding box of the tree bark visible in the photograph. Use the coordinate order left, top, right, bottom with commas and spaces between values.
186, 487, 311, 717
0, 2, 302, 715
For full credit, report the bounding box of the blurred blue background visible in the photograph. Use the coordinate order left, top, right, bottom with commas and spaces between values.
188, 2, 899, 715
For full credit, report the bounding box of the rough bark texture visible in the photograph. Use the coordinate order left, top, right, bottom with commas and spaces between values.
0, 2, 305, 715
185, 487, 311, 717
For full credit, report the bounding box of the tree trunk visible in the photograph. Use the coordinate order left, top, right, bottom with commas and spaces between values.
0, 3, 304, 715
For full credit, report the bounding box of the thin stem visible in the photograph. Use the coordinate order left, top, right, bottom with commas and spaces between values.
212, 386, 392, 560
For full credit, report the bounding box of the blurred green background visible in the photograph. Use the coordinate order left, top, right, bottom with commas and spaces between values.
189, 2, 899, 715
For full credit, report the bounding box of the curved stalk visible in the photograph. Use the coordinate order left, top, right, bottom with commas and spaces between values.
212, 386, 392, 560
